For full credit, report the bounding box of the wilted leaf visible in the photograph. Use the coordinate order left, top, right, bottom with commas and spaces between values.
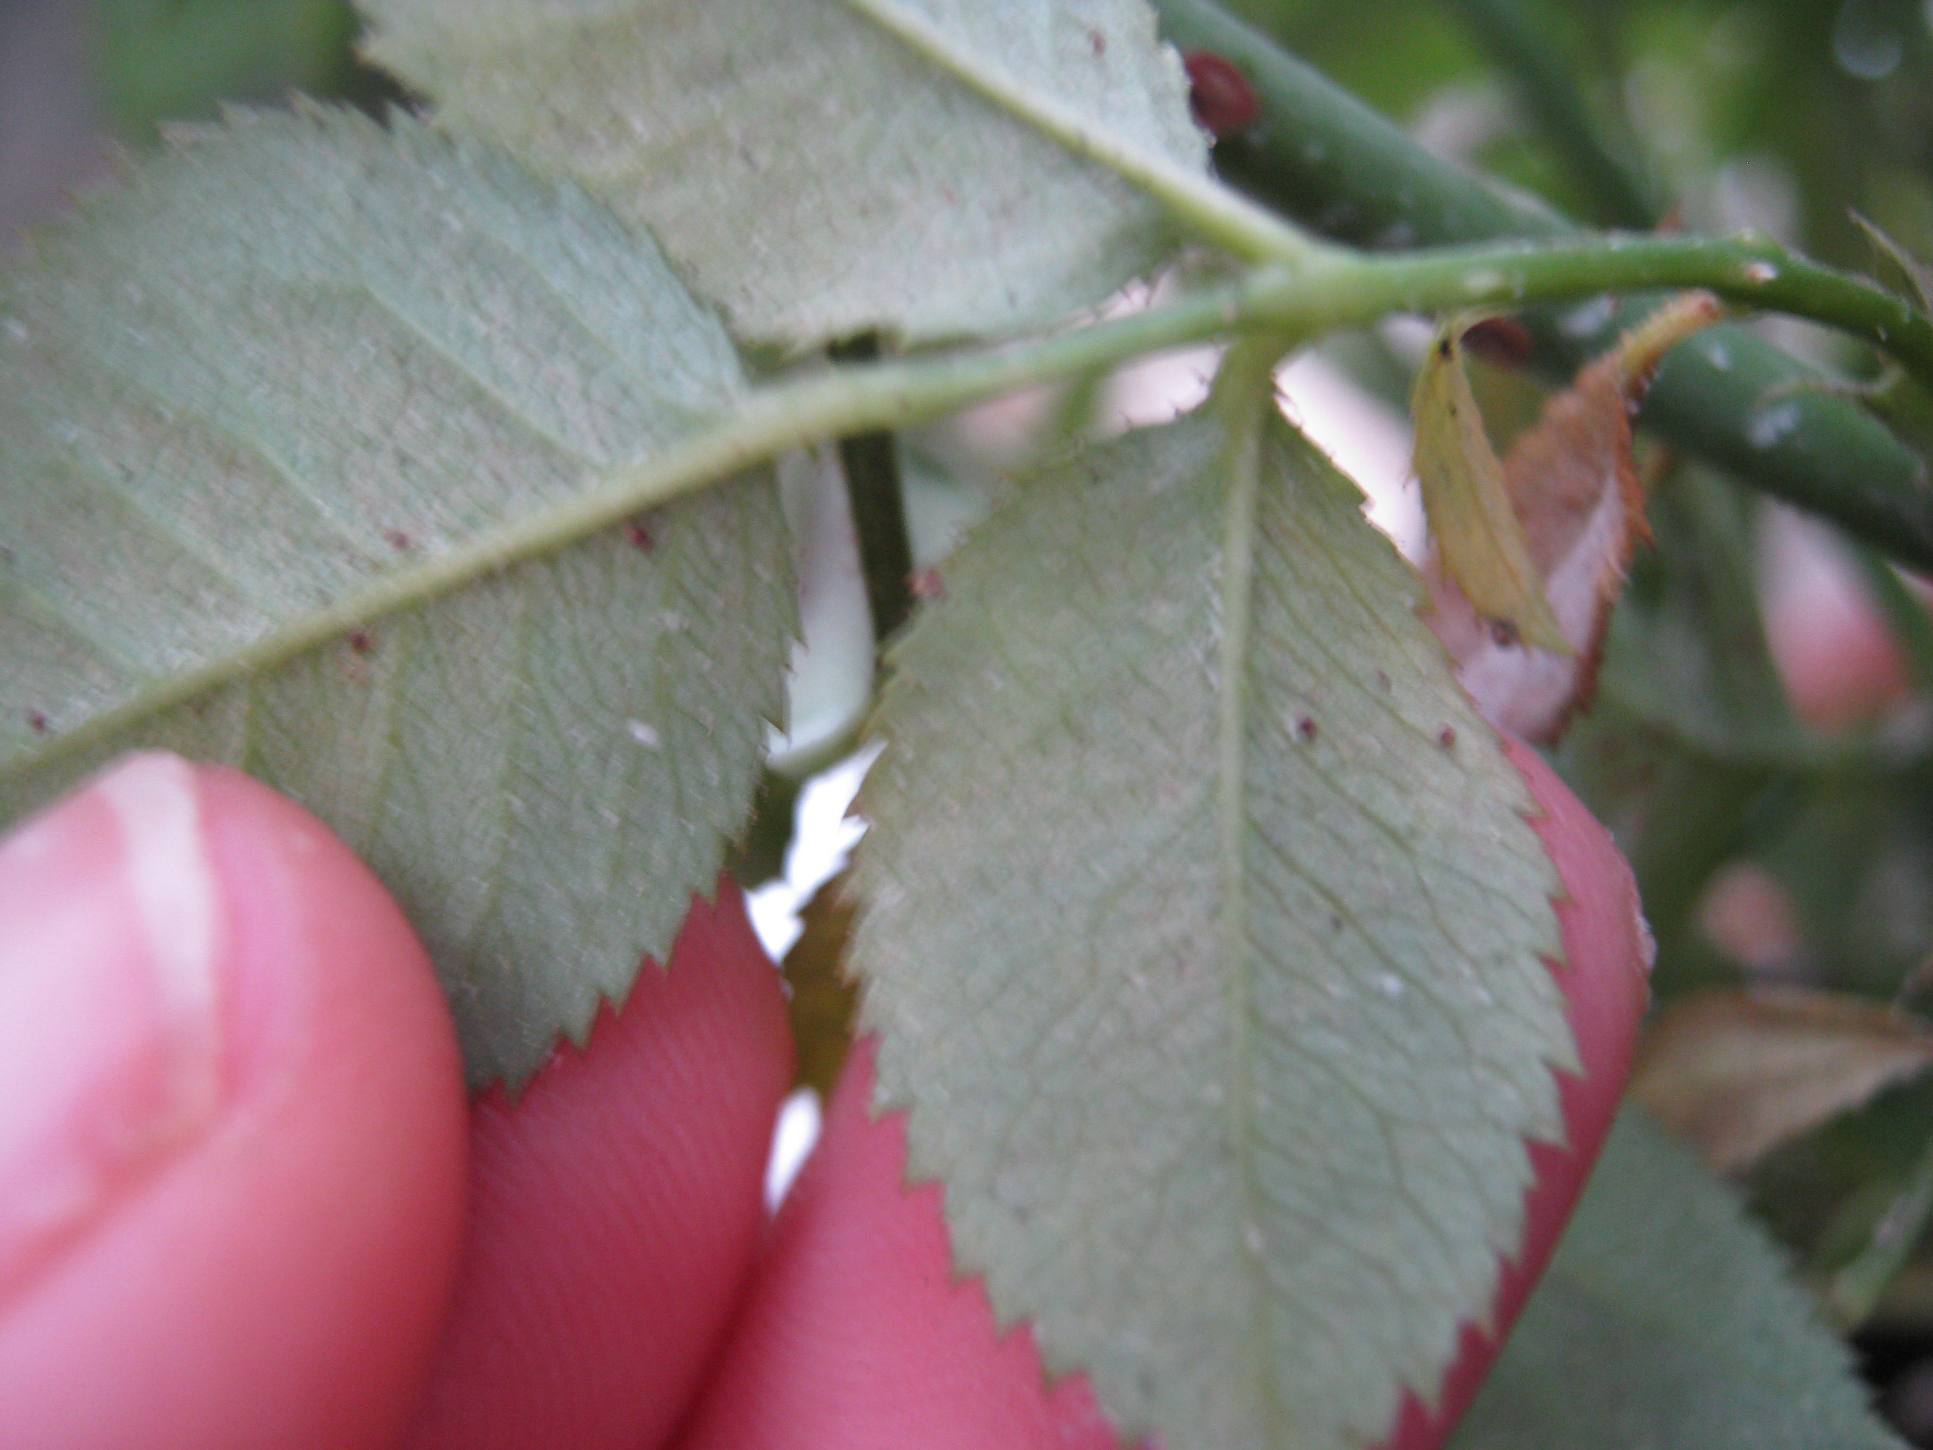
1632, 988, 1933, 1173
1452, 1109, 1905, 1450
851, 377, 1573, 1450
783, 876, 861, 1097
1411, 322, 1568, 654
359, 0, 1208, 347
1428, 293, 1722, 741
0, 110, 794, 1090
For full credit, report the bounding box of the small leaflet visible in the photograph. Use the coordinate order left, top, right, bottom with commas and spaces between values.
1425, 294, 1723, 741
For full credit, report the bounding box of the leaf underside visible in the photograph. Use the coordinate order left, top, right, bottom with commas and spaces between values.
0, 109, 794, 1089
357, 0, 1208, 347
850, 400, 1572, 1450
1452, 1109, 1907, 1450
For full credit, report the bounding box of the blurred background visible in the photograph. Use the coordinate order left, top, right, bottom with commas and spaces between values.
7, 0, 1933, 1437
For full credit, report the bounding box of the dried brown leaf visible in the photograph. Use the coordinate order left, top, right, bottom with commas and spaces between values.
1632, 988, 1933, 1173
1427, 293, 1722, 741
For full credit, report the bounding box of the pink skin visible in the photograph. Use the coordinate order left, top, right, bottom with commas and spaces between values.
0, 744, 1645, 1448
681, 739, 1653, 1450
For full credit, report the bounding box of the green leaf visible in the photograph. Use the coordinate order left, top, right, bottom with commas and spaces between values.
357, 0, 1208, 346
99, 0, 360, 136
0, 108, 793, 1090
1452, 1110, 1906, 1450
850, 376, 1574, 1450
1412, 323, 1570, 655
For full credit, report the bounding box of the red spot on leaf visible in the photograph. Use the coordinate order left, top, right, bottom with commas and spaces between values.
25, 709, 49, 735
1295, 715, 1318, 742
1184, 51, 1259, 139
1437, 725, 1458, 749
348, 629, 376, 656
383, 528, 414, 553
625, 521, 656, 553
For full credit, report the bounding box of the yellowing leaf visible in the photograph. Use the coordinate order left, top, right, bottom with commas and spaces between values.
1411, 322, 1570, 654
1428, 293, 1722, 741
1632, 988, 1933, 1173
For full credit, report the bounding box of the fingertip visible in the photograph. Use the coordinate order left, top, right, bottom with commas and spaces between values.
676, 1040, 1121, 1450
405, 880, 793, 1450
0, 754, 467, 1449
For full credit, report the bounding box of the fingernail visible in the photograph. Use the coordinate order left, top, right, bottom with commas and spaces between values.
0, 753, 228, 1299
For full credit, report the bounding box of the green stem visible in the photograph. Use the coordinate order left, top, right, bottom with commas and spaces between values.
1148, 0, 1933, 570
830, 336, 918, 644
1437, 0, 1660, 228
1825, 1131, 1933, 1330
17, 236, 1929, 782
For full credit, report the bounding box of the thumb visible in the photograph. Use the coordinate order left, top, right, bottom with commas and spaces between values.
0, 753, 468, 1450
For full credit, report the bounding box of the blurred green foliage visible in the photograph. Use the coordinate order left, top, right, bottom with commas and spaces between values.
1229, 0, 1933, 1343
97, 0, 371, 137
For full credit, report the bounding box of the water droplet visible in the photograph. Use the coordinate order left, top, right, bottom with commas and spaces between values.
1706, 342, 1733, 372
1833, 0, 1904, 79
1742, 260, 1779, 284
1747, 400, 1802, 449
1376, 972, 1406, 999
626, 719, 661, 749
1559, 295, 1617, 338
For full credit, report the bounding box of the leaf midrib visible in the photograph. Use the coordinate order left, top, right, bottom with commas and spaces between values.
1210, 362, 1287, 1440
839, 0, 1318, 268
